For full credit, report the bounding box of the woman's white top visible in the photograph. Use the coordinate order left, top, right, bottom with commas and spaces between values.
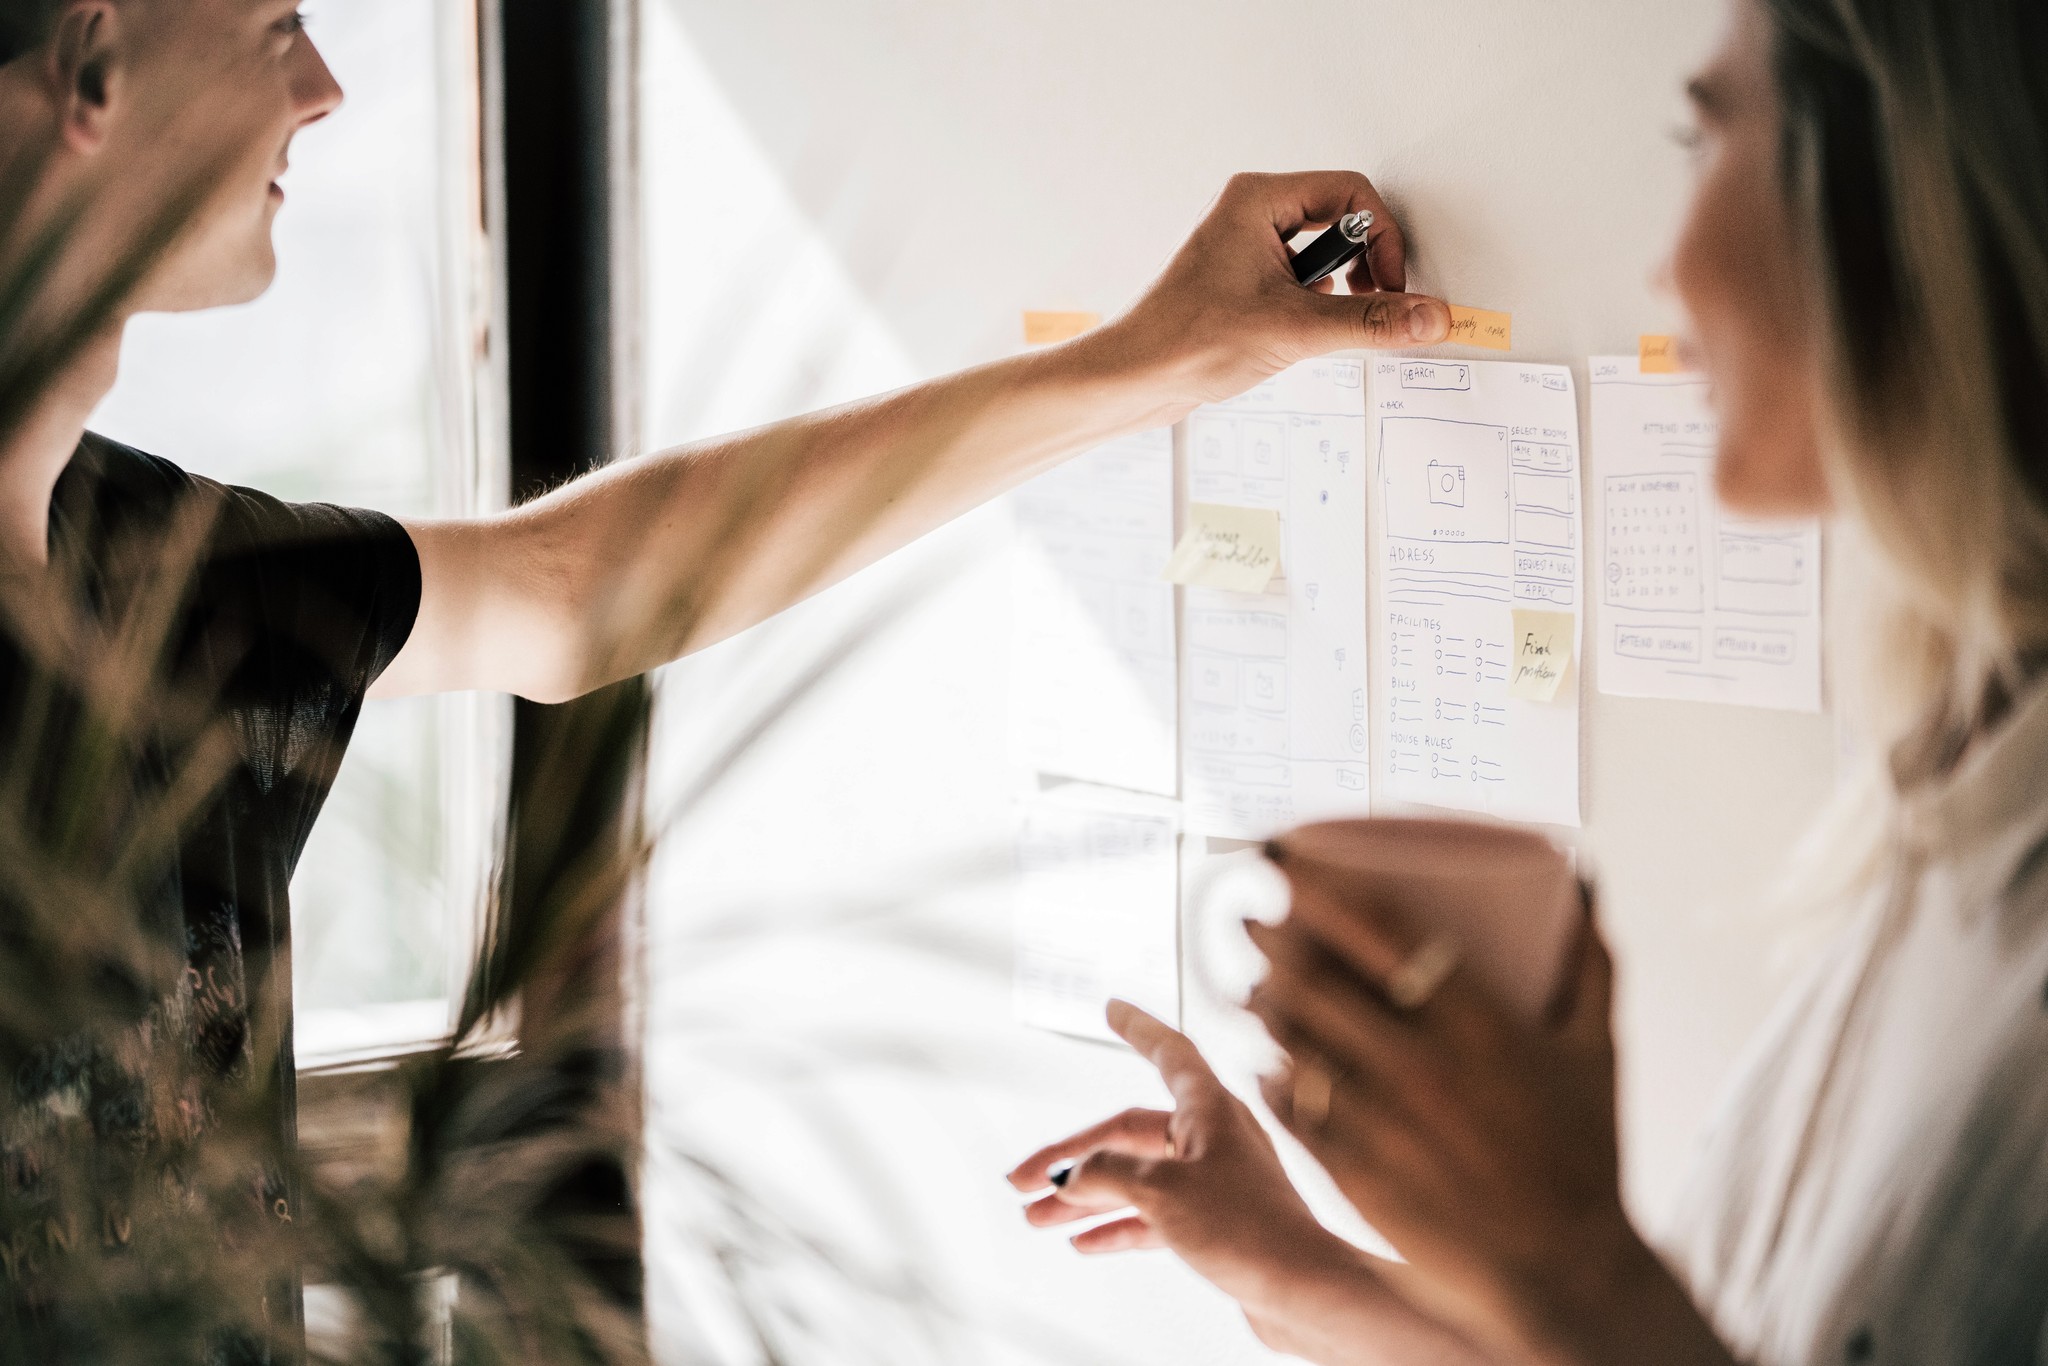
1672, 683, 2048, 1366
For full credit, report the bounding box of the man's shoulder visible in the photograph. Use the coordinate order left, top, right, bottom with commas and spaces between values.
62, 431, 233, 539
68, 431, 401, 555
71, 428, 213, 491
63, 433, 423, 704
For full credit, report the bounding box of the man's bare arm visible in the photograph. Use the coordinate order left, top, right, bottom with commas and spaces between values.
371, 172, 1451, 703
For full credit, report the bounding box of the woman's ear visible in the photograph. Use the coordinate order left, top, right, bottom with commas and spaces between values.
45, 2, 121, 152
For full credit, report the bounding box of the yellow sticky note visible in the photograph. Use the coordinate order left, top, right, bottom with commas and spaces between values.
1446, 305, 1512, 351
1509, 609, 1575, 703
1164, 503, 1283, 594
1640, 334, 1681, 373
1023, 311, 1101, 345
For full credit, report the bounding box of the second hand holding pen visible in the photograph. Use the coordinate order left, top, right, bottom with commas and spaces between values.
1290, 210, 1375, 288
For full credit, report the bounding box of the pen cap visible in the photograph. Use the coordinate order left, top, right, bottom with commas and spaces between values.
1290, 217, 1372, 287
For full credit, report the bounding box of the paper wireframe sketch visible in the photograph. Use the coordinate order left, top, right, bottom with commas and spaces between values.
1590, 356, 1823, 711
1010, 428, 1178, 796
1013, 786, 1180, 1043
1372, 356, 1583, 827
1181, 358, 1372, 840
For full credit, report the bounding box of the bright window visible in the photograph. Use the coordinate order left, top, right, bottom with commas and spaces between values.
88, 0, 502, 1063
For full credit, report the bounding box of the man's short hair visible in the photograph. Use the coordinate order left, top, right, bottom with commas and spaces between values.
0, 1, 62, 67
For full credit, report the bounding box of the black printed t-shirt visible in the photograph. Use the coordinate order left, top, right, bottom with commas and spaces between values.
0, 433, 421, 1354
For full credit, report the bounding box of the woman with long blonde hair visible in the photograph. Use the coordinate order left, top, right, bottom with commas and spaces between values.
1015, 1, 2048, 1362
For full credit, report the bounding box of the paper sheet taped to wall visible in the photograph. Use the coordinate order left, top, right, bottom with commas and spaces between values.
1590, 356, 1823, 711
1182, 359, 1372, 839
1011, 428, 1178, 795
1372, 356, 1582, 826
1013, 786, 1180, 1042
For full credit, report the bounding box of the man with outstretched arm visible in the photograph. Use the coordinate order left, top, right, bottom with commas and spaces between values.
0, 0, 1446, 1356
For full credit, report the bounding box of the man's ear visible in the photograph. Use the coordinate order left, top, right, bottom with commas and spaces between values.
45, 2, 121, 152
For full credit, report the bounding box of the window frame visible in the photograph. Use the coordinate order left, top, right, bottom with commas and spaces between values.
287, 0, 512, 1077
296, 0, 649, 1327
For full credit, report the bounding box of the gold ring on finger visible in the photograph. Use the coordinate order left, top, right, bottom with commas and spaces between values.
1385, 936, 1463, 1012
1292, 1056, 1335, 1132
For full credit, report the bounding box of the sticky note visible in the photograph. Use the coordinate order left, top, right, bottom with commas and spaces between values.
1163, 503, 1283, 593
1446, 305, 1512, 351
1639, 334, 1680, 373
1023, 311, 1101, 345
1509, 609, 1575, 703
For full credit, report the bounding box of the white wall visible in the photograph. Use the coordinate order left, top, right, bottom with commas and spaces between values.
637, 4, 1840, 1363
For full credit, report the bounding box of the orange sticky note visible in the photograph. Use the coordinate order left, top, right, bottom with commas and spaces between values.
1446, 305, 1512, 351
1640, 334, 1680, 373
1023, 311, 1101, 345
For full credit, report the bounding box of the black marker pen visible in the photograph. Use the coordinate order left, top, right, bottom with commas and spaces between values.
1290, 210, 1374, 288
